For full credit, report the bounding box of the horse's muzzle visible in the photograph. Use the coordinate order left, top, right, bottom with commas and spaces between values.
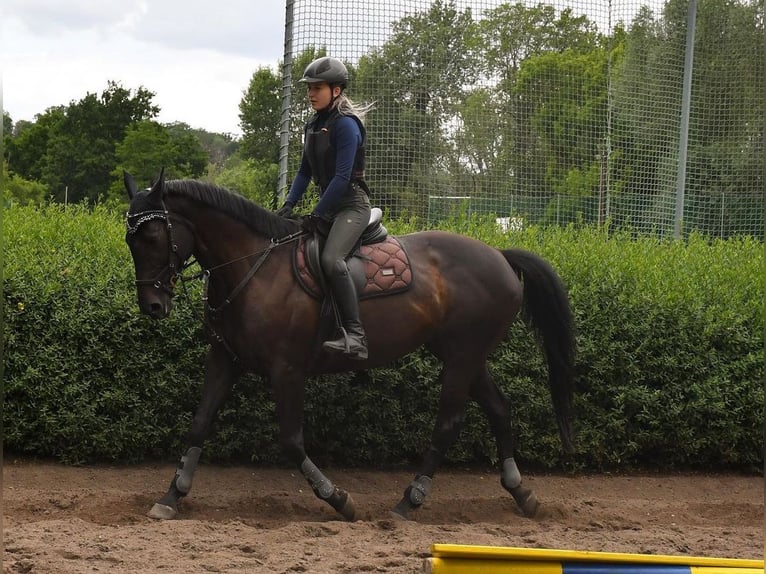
139, 296, 173, 319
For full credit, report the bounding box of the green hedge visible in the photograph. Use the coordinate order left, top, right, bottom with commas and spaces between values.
3, 205, 763, 471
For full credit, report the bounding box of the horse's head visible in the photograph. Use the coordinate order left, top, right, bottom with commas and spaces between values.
124, 169, 194, 319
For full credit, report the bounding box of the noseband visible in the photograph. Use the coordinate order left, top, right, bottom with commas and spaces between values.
126, 200, 190, 296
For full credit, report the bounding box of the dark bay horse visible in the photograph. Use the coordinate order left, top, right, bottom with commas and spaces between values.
124, 170, 575, 521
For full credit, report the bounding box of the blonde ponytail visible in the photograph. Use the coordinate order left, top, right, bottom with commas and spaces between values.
336, 93, 375, 124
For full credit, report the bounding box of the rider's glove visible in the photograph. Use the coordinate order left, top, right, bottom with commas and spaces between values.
276, 202, 294, 218
301, 213, 322, 234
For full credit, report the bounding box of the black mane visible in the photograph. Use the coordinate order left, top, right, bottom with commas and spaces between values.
164, 179, 299, 238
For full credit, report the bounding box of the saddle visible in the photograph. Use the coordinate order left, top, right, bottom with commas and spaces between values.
293, 207, 413, 300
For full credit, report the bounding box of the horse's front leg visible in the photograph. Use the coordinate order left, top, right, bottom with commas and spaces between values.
271, 363, 356, 521
148, 346, 239, 519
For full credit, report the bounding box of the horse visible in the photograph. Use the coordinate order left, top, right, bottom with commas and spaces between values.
123, 170, 576, 521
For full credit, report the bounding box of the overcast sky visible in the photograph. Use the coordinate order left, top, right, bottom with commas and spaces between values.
1, 0, 286, 136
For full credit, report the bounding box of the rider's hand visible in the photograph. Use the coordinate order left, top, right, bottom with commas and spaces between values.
301, 213, 321, 234
276, 203, 294, 218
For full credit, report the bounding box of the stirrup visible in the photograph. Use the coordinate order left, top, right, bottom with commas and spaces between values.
323, 329, 368, 360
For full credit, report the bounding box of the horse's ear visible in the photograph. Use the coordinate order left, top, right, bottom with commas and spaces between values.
124, 171, 139, 200
148, 168, 166, 203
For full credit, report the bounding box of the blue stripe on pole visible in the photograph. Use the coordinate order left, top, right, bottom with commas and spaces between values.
565, 564, 692, 574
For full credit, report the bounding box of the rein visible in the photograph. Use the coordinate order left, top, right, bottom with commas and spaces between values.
202, 230, 304, 315
196, 230, 303, 364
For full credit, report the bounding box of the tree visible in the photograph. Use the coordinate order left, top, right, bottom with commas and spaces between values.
481, 2, 599, 80
681, 0, 764, 236
3, 161, 48, 206
108, 120, 208, 203
5, 107, 65, 181
354, 0, 479, 217
609, 4, 685, 234
514, 47, 612, 224
164, 123, 210, 177
173, 123, 238, 166
609, 0, 764, 236
39, 81, 159, 203
210, 156, 278, 207
3, 111, 13, 169
471, 2, 603, 220
2, 111, 12, 137
239, 66, 282, 163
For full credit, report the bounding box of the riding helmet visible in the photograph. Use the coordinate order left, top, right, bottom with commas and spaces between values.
299, 56, 349, 88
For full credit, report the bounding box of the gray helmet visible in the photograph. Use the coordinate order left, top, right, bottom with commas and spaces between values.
299, 56, 349, 88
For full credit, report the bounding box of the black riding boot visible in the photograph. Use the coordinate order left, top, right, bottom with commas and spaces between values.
323, 264, 368, 360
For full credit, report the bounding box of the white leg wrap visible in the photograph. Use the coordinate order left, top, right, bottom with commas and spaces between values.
501, 457, 522, 489
175, 447, 202, 494
301, 457, 335, 499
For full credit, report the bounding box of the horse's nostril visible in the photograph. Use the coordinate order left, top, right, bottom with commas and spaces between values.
150, 302, 164, 316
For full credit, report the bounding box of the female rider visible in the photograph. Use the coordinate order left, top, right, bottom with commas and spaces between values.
276, 56, 374, 361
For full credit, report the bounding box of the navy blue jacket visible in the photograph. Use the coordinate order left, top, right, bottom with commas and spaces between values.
285, 109, 365, 219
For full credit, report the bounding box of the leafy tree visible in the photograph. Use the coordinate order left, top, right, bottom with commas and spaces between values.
163, 123, 209, 177
176, 123, 238, 166
610, 0, 764, 236
3, 111, 12, 169
209, 156, 278, 207
239, 66, 282, 163
38, 81, 159, 204
355, 0, 479, 217
5, 107, 65, 181
514, 47, 612, 224
107, 120, 208, 203
472, 3, 602, 220
2, 161, 48, 206
609, 4, 686, 233
113, 121, 176, 184
481, 2, 597, 82
681, 0, 764, 236
2, 111, 11, 137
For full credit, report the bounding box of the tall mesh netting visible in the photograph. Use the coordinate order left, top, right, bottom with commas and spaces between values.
281, 0, 764, 237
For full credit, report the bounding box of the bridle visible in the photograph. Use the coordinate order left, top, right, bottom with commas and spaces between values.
126, 198, 305, 305
125, 199, 194, 296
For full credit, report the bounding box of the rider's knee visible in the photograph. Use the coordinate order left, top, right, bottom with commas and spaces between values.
322, 256, 348, 278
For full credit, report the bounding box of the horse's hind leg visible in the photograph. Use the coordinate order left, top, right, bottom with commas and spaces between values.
148, 347, 238, 520
470, 365, 538, 517
391, 361, 473, 520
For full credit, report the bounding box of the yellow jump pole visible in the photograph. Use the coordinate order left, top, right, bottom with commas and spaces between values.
424, 545, 764, 574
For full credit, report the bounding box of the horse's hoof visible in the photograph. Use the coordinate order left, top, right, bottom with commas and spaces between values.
509, 486, 539, 518
390, 497, 413, 521
520, 492, 539, 517
326, 488, 356, 521
148, 503, 177, 520
337, 493, 356, 521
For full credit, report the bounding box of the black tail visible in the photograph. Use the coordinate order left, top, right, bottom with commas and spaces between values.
502, 248, 576, 453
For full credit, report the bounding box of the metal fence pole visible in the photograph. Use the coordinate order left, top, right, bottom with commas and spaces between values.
674, 0, 698, 238
277, 0, 295, 208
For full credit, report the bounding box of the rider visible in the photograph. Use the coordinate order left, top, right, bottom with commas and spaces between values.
276, 56, 373, 360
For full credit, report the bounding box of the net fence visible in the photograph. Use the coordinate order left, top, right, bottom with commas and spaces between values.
281, 0, 764, 238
